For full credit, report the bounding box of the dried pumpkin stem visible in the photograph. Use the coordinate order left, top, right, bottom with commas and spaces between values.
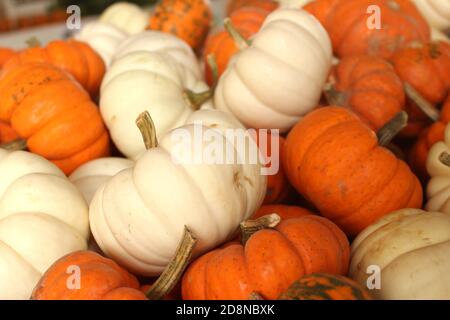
324, 83, 346, 106
377, 111, 408, 147
224, 18, 250, 50
183, 89, 213, 111
0, 139, 27, 151
146, 227, 197, 300
404, 82, 440, 122
439, 152, 450, 167
26, 37, 42, 48
136, 111, 158, 150
240, 214, 281, 245
249, 292, 264, 300
207, 53, 220, 90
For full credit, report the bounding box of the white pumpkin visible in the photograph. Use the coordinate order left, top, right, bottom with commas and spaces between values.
90, 109, 267, 276
99, 2, 149, 35
350, 208, 450, 300
100, 50, 212, 160
214, 8, 332, 132
113, 31, 202, 80
412, 0, 450, 31
75, 22, 128, 66
276, 0, 314, 9
69, 158, 134, 204
426, 123, 450, 213
0, 149, 89, 300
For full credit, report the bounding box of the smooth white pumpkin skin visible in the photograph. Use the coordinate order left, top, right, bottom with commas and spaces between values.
99, 2, 149, 35
350, 209, 450, 300
101, 51, 212, 160
69, 157, 134, 204
90, 110, 267, 276
0, 149, 89, 300
215, 8, 332, 132
412, 0, 450, 31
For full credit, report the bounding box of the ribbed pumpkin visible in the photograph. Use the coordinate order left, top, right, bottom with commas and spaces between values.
203, 6, 273, 86
148, 0, 213, 50
279, 273, 372, 300
283, 107, 423, 237
252, 204, 313, 220
2, 39, 105, 96
0, 63, 110, 175
226, 0, 278, 15
0, 48, 15, 69
327, 55, 405, 130
304, 0, 430, 59
182, 214, 350, 300
0, 121, 18, 144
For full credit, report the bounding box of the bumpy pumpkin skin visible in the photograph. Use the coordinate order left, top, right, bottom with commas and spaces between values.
0, 63, 110, 175
283, 107, 423, 237
32, 251, 147, 300
279, 273, 372, 300
3, 40, 105, 97
182, 215, 350, 300
149, 0, 213, 50
226, 0, 278, 15
304, 0, 430, 59
331, 55, 405, 130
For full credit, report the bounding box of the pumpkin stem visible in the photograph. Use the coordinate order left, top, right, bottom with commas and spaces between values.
439, 152, 450, 167
0, 139, 27, 151
249, 292, 264, 300
224, 18, 250, 50
240, 214, 281, 245
26, 37, 42, 48
377, 111, 408, 147
183, 89, 213, 111
136, 111, 158, 150
146, 226, 197, 300
207, 53, 220, 90
404, 82, 440, 122
324, 83, 346, 106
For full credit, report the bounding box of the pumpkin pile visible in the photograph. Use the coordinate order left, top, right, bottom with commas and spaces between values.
0, 0, 449, 301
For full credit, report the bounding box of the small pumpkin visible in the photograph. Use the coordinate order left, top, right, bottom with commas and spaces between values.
350, 208, 450, 300
99, 2, 149, 35
326, 55, 405, 130
279, 273, 372, 300
226, 0, 278, 15
411, 0, 450, 31
283, 106, 423, 236
0, 63, 110, 175
0, 121, 18, 144
148, 0, 213, 50
0, 48, 15, 69
304, 0, 431, 59
252, 204, 313, 220
2, 39, 106, 97
182, 213, 350, 300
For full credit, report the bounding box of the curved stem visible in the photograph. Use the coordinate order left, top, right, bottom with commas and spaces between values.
240, 214, 281, 245
404, 82, 440, 122
439, 151, 450, 167
146, 227, 197, 300
26, 37, 42, 48
324, 83, 346, 106
207, 53, 219, 90
224, 18, 250, 51
183, 90, 213, 111
0, 139, 27, 151
377, 111, 408, 147
136, 111, 158, 150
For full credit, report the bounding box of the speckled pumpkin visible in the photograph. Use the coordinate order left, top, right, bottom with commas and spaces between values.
226, 0, 278, 15
148, 0, 213, 50
279, 273, 372, 300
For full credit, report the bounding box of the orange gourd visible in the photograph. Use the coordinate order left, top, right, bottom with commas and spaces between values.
327, 55, 405, 130
304, 0, 430, 59
252, 204, 313, 220
283, 106, 423, 236
0, 63, 110, 174
2, 39, 105, 97
0, 48, 15, 69
226, 0, 278, 15
148, 0, 213, 50
0, 120, 18, 144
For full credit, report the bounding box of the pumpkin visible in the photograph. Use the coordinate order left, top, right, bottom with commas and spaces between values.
412, 0, 450, 31
304, 0, 431, 59
276, 0, 314, 9
0, 149, 89, 299
148, 0, 213, 50
69, 157, 134, 204
226, 0, 278, 15
279, 273, 372, 300
100, 51, 211, 160
215, 8, 332, 132
2, 39, 106, 97
99, 2, 149, 35
182, 213, 349, 300
0, 48, 15, 69
326, 55, 405, 130
75, 22, 128, 67
0, 63, 110, 175
350, 208, 450, 300
203, 6, 273, 87
252, 204, 313, 220
90, 109, 267, 276
0, 121, 18, 144
283, 106, 423, 237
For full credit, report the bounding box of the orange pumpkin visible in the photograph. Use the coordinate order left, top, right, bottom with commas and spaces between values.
0, 48, 15, 69
283, 106, 423, 236
0, 120, 18, 144
148, 0, 213, 50
2, 39, 105, 97
182, 214, 350, 300
0, 63, 110, 174
327, 55, 405, 130
252, 204, 313, 220
279, 273, 372, 300
226, 0, 278, 15
304, 0, 430, 59
203, 6, 273, 86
